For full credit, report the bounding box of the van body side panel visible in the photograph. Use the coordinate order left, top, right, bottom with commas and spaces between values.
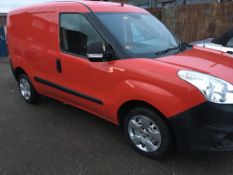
7, 12, 31, 74
7, 8, 57, 84
27, 11, 61, 97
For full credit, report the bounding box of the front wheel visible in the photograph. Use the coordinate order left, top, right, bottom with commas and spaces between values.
123, 107, 172, 158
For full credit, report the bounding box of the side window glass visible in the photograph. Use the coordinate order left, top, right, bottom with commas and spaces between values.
226, 38, 233, 48
60, 14, 103, 57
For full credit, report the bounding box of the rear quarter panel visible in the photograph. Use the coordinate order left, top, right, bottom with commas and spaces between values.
7, 5, 57, 84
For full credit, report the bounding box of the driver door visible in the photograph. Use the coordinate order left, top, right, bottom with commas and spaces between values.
56, 13, 115, 112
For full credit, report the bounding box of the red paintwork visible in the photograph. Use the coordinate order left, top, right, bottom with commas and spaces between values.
158, 46, 233, 84
7, 1, 233, 125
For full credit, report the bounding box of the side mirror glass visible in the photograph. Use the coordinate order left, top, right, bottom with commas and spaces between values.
87, 42, 113, 62
87, 42, 104, 62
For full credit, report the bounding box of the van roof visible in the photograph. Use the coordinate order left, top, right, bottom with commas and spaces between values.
9, 1, 148, 14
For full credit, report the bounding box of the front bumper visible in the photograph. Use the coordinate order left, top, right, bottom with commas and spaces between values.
169, 102, 233, 151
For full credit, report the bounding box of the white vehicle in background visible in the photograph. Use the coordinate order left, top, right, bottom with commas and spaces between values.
191, 28, 233, 54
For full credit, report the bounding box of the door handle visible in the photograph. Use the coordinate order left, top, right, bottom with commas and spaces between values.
56, 58, 62, 73
227, 51, 233, 54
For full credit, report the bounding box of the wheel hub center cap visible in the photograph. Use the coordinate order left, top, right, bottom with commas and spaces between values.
128, 115, 162, 152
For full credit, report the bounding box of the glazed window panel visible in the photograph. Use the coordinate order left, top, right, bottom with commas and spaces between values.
60, 13, 103, 57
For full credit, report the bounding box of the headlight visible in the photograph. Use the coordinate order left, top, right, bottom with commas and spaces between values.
178, 70, 233, 104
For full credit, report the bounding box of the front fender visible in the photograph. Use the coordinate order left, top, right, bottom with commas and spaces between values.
104, 78, 206, 124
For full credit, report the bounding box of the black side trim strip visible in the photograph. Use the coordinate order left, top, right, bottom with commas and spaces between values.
34, 77, 103, 105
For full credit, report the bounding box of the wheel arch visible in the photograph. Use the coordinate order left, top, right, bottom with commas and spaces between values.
117, 100, 177, 145
118, 100, 167, 127
13, 67, 27, 81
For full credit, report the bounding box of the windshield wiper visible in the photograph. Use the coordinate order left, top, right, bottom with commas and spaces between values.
179, 41, 193, 51
155, 46, 179, 56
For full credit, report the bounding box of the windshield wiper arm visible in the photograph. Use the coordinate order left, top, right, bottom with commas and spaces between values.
179, 41, 193, 51
155, 47, 179, 56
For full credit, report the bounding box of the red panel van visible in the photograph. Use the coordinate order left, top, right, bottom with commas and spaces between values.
7, 1, 233, 158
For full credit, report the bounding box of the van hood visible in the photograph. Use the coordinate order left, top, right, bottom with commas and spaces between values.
157, 47, 233, 84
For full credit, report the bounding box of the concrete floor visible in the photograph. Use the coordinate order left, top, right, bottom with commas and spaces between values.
0, 57, 233, 175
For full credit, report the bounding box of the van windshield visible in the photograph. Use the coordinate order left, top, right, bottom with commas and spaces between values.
96, 13, 179, 58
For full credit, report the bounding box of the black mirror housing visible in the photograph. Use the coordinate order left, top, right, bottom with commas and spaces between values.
87, 42, 113, 62
87, 42, 104, 62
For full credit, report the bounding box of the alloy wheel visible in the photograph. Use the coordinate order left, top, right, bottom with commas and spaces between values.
19, 78, 31, 100
128, 115, 162, 152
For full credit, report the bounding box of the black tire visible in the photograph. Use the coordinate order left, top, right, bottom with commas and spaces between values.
123, 107, 171, 158
18, 74, 41, 104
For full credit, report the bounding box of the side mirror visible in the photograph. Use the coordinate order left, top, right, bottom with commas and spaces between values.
87, 42, 113, 62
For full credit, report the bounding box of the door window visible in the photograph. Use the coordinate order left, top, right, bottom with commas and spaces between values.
60, 13, 103, 57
